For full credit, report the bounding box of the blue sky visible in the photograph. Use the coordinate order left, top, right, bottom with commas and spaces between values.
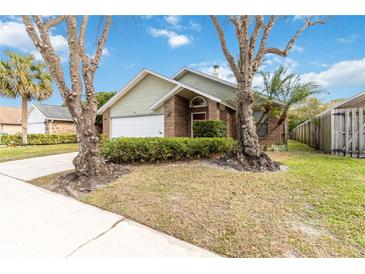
0, 15, 364, 107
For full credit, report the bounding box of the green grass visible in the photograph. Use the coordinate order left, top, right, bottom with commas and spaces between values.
52, 140, 365, 257
0, 143, 78, 162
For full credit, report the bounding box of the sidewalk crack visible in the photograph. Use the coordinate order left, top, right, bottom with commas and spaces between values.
66, 217, 125, 257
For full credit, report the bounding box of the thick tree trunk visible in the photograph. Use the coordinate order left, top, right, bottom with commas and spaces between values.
235, 83, 279, 171
21, 95, 28, 145
72, 110, 107, 180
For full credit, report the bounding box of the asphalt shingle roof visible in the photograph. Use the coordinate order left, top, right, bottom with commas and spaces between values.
34, 104, 73, 121
0, 106, 21, 125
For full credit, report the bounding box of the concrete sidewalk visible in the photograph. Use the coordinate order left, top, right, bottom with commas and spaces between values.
0, 153, 217, 257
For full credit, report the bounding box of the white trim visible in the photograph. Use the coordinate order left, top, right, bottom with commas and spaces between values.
190, 111, 206, 137
190, 96, 207, 108
148, 85, 183, 111
173, 67, 237, 88
28, 104, 46, 120
149, 82, 235, 111
98, 69, 151, 114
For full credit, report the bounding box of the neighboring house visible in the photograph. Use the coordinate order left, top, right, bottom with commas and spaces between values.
0, 106, 21, 134
292, 91, 365, 158
98, 66, 287, 146
28, 104, 76, 134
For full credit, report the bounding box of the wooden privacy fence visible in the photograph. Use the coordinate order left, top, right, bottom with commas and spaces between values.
292, 107, 365, 158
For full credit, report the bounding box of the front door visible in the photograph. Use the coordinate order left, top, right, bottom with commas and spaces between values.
191, 112, 206, 137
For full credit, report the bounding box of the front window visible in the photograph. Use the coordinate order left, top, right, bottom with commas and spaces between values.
190, 96, 207, 108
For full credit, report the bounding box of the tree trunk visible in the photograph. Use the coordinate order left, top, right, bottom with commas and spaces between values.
235, 83, 279, 171
21, 95, 28, 145
72, 109, 107, 180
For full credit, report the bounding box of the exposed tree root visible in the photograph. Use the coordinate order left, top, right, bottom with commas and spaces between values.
215, 150, 280, 172
50, 164, 129, 198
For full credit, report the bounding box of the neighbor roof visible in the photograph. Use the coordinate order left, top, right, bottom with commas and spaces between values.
0, 106, 21, 125
32, 104, 73, 121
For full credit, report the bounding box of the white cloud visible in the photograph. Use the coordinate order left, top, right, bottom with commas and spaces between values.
293, 15, 306, 21
268, 56, 299, 72
292, 45, 304, 53
301, 57, 365, 87
102, 48, 110, 56
337, 34, 359, 44
189, 20, 202, 32
164, 16, 181, 26
0, 19, 68, 62
148, 27, 191, 48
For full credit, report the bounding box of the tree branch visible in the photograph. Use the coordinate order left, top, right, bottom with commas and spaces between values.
22, 16, 70, 98
44, 16, 65, 30
264, 17, 326, 56
248, 16, 264, 62
210, 16, 240, 80
65, 16, 82, 100
90, 16, 112, 74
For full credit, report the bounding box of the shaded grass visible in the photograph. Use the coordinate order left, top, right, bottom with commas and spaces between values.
0, 143, 78, 162
82, 140, 365, 257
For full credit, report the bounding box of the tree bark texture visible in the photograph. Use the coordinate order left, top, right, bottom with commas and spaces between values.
22, 16, 112, 179
21, 95, 28, 145
210, 16, 325, 171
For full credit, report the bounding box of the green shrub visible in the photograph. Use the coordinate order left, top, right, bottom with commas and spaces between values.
0, 133, 77, 146
101, 137, 234, 163
192, 120, 227, 138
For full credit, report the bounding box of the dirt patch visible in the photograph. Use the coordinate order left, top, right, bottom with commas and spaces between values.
39, 164, 129, 198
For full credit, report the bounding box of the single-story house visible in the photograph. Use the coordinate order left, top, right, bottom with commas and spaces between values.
28, 104, 76, 134
0, 106, 21, 134
98, 66, 287, 146
292, 90, 365, 158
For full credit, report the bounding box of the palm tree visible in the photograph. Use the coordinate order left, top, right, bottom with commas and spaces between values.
0, 51, 52, 144
255, 65, 324, 133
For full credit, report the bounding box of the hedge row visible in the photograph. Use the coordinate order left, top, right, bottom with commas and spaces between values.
0, 134, 77, 146
101, 137, 234, 163
193, 120, 227, 138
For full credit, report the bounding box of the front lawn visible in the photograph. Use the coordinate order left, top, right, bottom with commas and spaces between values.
82, 140, 365, 257
0, 143, 78, 162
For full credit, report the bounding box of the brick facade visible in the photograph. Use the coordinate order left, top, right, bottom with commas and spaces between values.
46, 120, 76, 134
164, 95, 190, 137
259, 116, 287, 147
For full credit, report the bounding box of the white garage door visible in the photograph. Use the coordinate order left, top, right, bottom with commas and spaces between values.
28, 122, 45, 134
111, 115, 164, 138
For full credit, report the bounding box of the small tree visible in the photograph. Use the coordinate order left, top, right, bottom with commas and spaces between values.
255, 65, 324, 133
210, 16, 325, 171
95, 91, 116, 123
22, 16, 112, 185
0, 51, 52, 144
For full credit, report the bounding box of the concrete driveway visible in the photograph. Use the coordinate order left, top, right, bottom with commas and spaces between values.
0, 153, 217, 257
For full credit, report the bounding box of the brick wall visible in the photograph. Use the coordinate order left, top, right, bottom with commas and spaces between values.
164, 95, 190, 137
259, 116, 287, 146
208, 100, 220, 120
219, 106, 235, 138
47, 120, 76, 134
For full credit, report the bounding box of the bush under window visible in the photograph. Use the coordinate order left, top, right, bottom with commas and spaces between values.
192, 120, 227, 138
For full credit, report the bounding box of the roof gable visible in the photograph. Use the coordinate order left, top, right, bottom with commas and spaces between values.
98, 69, 235, 114
0, 107, 21, 125
33, 104, 73, 121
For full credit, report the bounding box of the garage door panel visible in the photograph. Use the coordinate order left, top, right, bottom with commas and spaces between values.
111, 115, 164, 138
